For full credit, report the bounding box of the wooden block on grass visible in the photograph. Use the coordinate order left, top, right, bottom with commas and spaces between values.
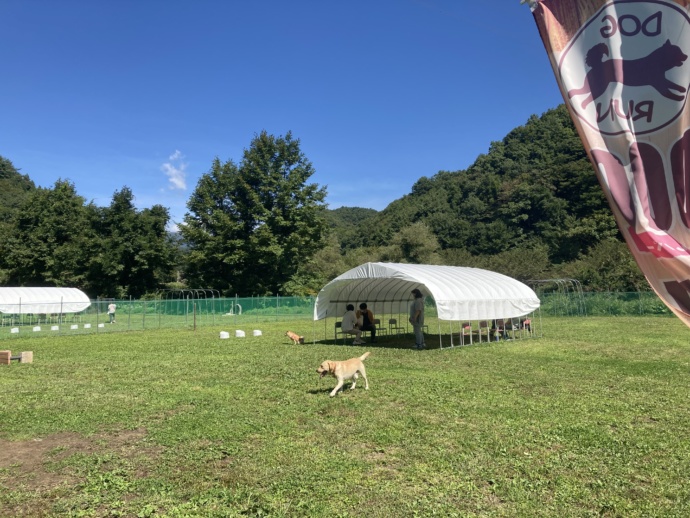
0, 350, 10, 365
19, 351, 33, 363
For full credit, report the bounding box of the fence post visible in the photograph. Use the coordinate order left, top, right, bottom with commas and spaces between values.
637, 291, 643, 316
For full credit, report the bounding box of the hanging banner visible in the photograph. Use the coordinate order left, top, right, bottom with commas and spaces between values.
528, 0, 690, 326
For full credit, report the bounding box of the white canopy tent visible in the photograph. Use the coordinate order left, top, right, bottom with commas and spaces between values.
314, 262, 540, 321
313, 263, 540, 346
0, 287, 91, 315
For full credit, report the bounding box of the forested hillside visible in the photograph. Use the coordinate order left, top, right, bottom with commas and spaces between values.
0, 106, 648, 296
327, 105, 646, 291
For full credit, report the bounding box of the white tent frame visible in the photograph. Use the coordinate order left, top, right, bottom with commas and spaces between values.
314, 262, 541, 348
0, 287, 91, 316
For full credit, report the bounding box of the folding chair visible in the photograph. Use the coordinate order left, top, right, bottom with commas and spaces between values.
477, 320, 491, 343
389, 318, 405, 335
510, 317, 522, 339
460, 322, 473, 345
520, 317, 533, 338
493, 319, 510, 341
374, 318, 387, 337
360, 318, 386, 340
334, 321, 347, 344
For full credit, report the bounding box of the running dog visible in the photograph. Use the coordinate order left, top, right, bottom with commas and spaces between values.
568, 39, 687, 109
316, 352, 370, 397
285, 331, 304, 345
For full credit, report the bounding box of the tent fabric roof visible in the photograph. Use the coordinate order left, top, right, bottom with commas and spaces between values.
314, 262, 540, 321
0, 287, 91, 314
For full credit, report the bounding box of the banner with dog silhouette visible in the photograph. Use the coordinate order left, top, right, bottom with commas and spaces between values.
528, 0, 690, 327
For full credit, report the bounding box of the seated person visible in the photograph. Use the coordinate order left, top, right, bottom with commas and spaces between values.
342, 304, 364, 345
356, 303, 377, 343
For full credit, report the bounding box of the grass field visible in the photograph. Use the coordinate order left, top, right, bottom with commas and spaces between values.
1, 316, 689, 517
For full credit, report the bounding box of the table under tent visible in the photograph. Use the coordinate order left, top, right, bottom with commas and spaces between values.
0, 287, 92, 326
313, 262, 541, 348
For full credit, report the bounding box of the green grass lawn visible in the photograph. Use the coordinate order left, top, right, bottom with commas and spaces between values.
1, 316, 689, 517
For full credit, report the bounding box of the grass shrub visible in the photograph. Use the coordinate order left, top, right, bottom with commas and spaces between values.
1, 316, 689, 516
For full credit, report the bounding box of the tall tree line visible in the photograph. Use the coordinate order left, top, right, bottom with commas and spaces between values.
0, 132, 330, 298
0, 163, 176, 298
0, 108, 649, 296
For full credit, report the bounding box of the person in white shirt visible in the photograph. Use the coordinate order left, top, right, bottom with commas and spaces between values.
107, 303, 117, 324
341, 304, 364, 345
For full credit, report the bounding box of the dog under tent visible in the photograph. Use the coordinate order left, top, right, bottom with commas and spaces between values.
313, 262, 541, 348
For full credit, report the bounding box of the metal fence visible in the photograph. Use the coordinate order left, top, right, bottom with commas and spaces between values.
0, 292, 674, 340
539, 291, 672, 317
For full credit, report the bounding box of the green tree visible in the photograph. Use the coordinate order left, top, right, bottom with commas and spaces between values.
87, 188, 176, 298
1, 180, 95, 287
181, 131, 328, 295
563, 239, 647, 292
282, 235, 347, 295
0, 157, 37, 282
0, 156, 35, 222
381, 222, 442, 264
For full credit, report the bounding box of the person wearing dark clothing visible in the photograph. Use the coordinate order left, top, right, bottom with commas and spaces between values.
356, 303, 377, 343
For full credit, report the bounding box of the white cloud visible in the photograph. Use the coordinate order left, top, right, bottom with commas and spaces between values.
161, 149, 187, 190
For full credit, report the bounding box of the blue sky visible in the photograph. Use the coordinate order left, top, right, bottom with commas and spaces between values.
1, 0, 564, 229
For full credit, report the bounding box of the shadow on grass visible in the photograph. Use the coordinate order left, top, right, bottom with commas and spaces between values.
312, 334, 471, 351
307, 387, 333, 395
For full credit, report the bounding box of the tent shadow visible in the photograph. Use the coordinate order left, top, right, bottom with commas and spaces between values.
316, 334, 445, 351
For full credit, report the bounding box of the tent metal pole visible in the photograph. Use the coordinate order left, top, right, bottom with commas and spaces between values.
450, 320, 454, 348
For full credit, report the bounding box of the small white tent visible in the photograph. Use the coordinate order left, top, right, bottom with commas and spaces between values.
0, 287, 91, 314
314, 262, 540, 321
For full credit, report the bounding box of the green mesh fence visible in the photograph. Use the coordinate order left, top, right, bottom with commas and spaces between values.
0, 292, 675, 340
539, 291, 673, 317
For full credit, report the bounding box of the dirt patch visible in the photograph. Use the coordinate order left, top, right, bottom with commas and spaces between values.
0, 428, 157, 491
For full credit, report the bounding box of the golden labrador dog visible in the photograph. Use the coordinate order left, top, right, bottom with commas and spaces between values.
286, 331, 304, 345
316, 352, 370, 397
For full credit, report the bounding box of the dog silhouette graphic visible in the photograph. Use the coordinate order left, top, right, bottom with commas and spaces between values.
568, 40, 687, 109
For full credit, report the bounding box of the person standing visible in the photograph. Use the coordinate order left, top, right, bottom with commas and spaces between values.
341, 304, 364, 345
409, 289, 425, 350
107, 302, 117, 324
356, 303, 377, 343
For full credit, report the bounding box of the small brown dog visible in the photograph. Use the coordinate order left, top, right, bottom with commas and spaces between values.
316, 352, 370, 397
286, 331, 304, 345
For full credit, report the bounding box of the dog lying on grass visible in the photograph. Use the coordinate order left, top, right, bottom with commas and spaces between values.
316, 352, 370, 397
286, 331, 304, 345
